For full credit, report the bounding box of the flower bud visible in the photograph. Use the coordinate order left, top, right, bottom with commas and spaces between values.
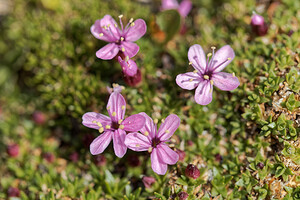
7, 144, 19, 157
32, 111, 47, 125
178, 191, 189, 200
175, 149, 185, 162
215, 153, 223, 163
94, 154, 106, 166
142, 176, 156, 188
185, 164, 200, 179
7, 187, 20, 197
257, 162, 264, 169
43, 152, 55, 163
118, 56, 138, 77
123, 68, 142, 87
251, 14, 268, 36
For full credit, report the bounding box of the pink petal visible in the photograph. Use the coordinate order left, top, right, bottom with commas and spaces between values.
118, 56, 138, 77
99, 15, 120, 39
107, 92, 126, 123
212, 72, 240, 91
125, 19, 147, 42
178, 0, 192, 17
121, 114, 145, 132
188, 44, 207, 74
90, 131, 113, 155
96, 43, 119, 60
157, 114, 180, 141
151, 148, 168, 175
113, 129, 127, 158
156, 143, 179, 165
90, 20, 116, 42
194, 80, 213, 105
124, 132, 151, 151
120, 41, 139, 58
161, 0, 179, 10
176, 72, 201, 90
139, 112, 157, 139
82, 112, 112, 130
209, 45, 235, 72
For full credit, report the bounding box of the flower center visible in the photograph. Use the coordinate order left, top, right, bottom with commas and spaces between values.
151, 137, 161, 148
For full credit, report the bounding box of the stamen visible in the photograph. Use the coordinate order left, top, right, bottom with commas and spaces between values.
118, 15, 123, 18
169, 144, 175, 148
144, 131, 149, 136
121, 47, 125, 52
120, 37, 124, 41
136, 144, 140, 147
99, 127, 104, 133
119, 125, 124, 129
228, 57, 231, 60
193, 70, 198, 73
105, 125, 111, 129
148, 147, 153, 153
107, 106, 111, 110
118, 119, 123, 124
119, 14, 124, 30
210, 80, 214, 85
121, 105, 125, 110
232, 72, 235, 77
189, 78, 194, 82
211, 46, 216, 50
209, 88, 213, 93
96, 122, 102, 127
189, 62, 193, 65
161, 119, 165, 123
203, 75, 209, 80
99, 33, 103, 37
125, 56, 129, 62
112, 112, 116, 116
165, 130, 170, 133
207, 53, 212, 57
92, 120, 96, 123
130, 22, 135, 27
114, 24, 117, 27
154, 119, 158, 124
129, 18, 134, 23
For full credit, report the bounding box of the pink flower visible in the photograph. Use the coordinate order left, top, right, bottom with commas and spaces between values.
251, 13, 268, 36
82, 92, 146, 158
176, 44, 240, 105
161, 0, 192, 18
124, 113, 180, 175
118, 56, 138, 77
91, 15, 147, 60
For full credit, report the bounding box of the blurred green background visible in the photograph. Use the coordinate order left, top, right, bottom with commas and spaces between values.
0, 0, 299, 199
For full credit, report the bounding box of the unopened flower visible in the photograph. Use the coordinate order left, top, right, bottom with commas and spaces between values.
94, 154, 106, 166
7, 144, 19, 157
257, 162, 264, 169
176, 44, 240, 105
178, 191, 189, 200
161, 0, 192, 18
185, 164, 200, 179
118, 56, 138, 77
125, 113, 180, 175
32, 111, 47, 125
91, 15, 147, 60
123, 68, 142, 87
7, 187, 20, 197
43, 152, 55, 163
82, 92, 146, 158
251, 13, 268, 36
142, 176, 156, 188
175, 149, 185, 161
69, 152, 79, 162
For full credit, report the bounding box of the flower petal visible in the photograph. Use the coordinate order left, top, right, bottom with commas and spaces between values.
176, 72, 201, 90
188, 44, 207, 74
151, 148, 168, 175
82, 112, 111, 130
161, 0, 179, 10
107, 92, 126, 123
99, 15, 120, 39
113, 129, 127, 158
212, 72, 240, 91
178, 0, 192, 17
120, 42, 139, 58
125, 19, 147, 42
124, 132, 151, 151
121, 114, 145, 132
96, 43, 119, 60
156, 143, 179, 165
157, 114, 180, 141
90, 131, 113, 155
118, 56, 138, 77
139, 112, 157, 139
90, 20, 116, 42
194, 80, 213, 105
209, 45, 235, 72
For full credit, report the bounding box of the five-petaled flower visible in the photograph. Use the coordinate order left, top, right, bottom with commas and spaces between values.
125, 113, 180, 175
82, 92, 146, 158
161, 0, 192, 18
91, 15, 147, 60
176, 44, 240, 105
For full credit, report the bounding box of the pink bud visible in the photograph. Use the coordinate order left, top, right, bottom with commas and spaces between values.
94, 154, 106, 166
185, 164, 200, 179
118, 56, 138, 77
7, 144, 19, 157
69, 152, 79, 162
32, 111, 47, 125
257, 162, 264, 169
251, 14, 264, 26
43, 152, 55, 163
123, 68, 142, 87
7, 187, 20, 197
178, 191, 189, 200
251, 14, 268, 36
175, 149, 186, 162
142, 176, 156, 188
